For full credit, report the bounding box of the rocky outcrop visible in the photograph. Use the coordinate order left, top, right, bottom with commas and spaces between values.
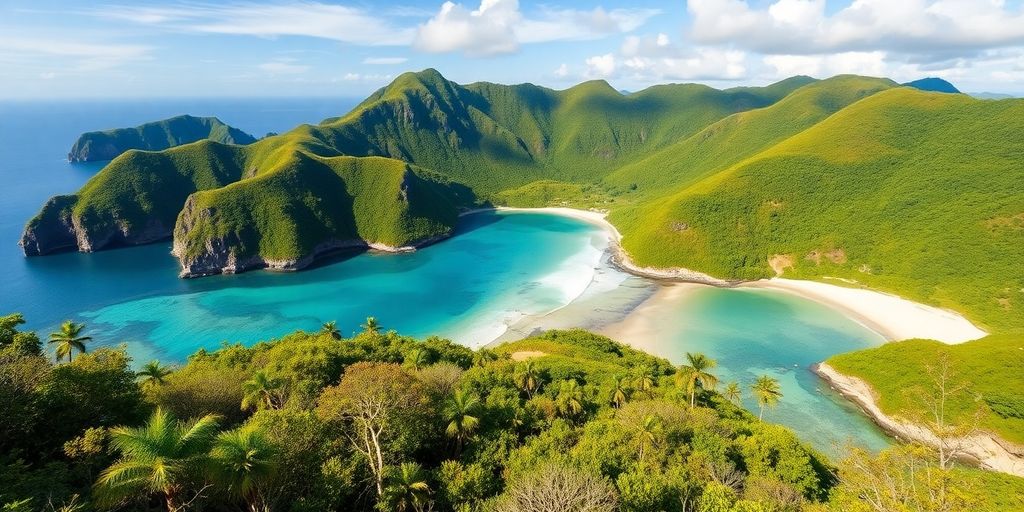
172, 229, 452, 278
68, 115, 256, 162
814, 362, 1024, 477
20, 195, 172, 256
19, 196, 79, 256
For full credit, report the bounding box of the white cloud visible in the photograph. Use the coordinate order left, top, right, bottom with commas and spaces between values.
91, 2, 415, 45
337, 72, 394, 82
363, 57, 409, 65
687, 0, 1024, 57
554, 63, 569, 77
589, 33, 747, 82
258, 59, 309, 74
414, 0, 659, 56
0, 35, 151, 71
585, 53, 617, 78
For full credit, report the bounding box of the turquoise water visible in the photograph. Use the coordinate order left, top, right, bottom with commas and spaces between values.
623, 286, 892, 456
0, 99, 891, 455
76, 212, 608, 360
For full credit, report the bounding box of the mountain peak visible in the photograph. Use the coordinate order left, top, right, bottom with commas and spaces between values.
903, 77, 961, 94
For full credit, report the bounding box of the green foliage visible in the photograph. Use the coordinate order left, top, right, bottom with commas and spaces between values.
3, 314, 1023, 510
68, 114, 256, 162
828, 334, 1024, 444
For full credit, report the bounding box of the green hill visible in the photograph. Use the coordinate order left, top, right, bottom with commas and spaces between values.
23, 69, 809, 275
828, 334, 1024, 444
613, 88, 1024, 331
67, 114, 257, 162
20, 70, 1024, 331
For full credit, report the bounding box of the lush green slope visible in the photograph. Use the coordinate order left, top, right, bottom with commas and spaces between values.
614, 88, 1024, 331
24, 69, 809, 274
5, 315, 1022, 511
67, 114, 256, 162
173, 155, 470, 276
827, 334, 1024, 444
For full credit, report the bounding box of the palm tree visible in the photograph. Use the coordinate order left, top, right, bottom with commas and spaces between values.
514, 361, 541, 398
636, 414, 663, 463
555, 379, 585, 419
241, 371, 284, 411
633, 367, 656, 396
48, 321, 91, 363
609, 375, 629, 408
361, 316, 380, 335
724, 381, 742, 404
384, 462, 432, 512
473, 349, 499, 367
404, 348, 430, 371
320, 321, 341, 340
210, 427, 277, 512
676, 352, 718, 407
752, 375, 783, 421
96, 408, 220, 512
444, 389, 480, 456
137, 360, 173, 390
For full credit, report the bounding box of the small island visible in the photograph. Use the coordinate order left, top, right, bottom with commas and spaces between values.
67, 114, 256, 163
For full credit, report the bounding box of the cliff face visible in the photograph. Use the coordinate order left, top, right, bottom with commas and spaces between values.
168, 158, 465, 277
68, 115, 257, 162
19, 194, 174, 256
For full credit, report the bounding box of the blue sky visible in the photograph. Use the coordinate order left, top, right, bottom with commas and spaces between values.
3, 0, 1024, 98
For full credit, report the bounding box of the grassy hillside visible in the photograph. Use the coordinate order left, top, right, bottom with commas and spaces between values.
22, 70, 1024, 333
24, 69, 809, 272
827, 334, 1024, 444
68, 114, 256, 162
614, 88, 1024, 331
173, 155, 470, 268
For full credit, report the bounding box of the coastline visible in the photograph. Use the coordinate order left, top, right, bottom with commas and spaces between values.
814, 362, 1024, 477
474, 206, 987, 345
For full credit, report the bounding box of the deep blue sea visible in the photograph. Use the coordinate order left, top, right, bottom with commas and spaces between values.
0, 98, 891, 454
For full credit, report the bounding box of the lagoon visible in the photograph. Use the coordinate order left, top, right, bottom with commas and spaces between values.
0, 99, 891, 455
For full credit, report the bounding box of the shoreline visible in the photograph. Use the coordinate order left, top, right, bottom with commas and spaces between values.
473, 206, 987, 345
814, 362, 1024, 477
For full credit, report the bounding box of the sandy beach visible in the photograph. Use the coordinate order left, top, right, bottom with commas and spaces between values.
478, 206, 988, 346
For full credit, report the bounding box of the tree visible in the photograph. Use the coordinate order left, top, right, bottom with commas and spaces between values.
361, 316, 381, 336
633, 367, 656, 397
473, 349, 498, 367
48, 321, 91, 363
383, 462, 432, 512
496, 463, 618, 512
210, 426, 277, 512
404, 348, 430, 371
609, 375, 629, 408
724, 381, 742, 404
0, 313, 41, 356
137, 360, 172, 391
241, 371, 284, 411
319, 321, 341, 340
635, 414, 663, 464
752, 375, 782, 421
316, 362, 424, 497
445, 388, 480, 456
555, 379, 585, 419
910, 353, 980, 469
676, 352, 718, 407
96, 408, 220, 512
832, 444, 982, 512
514, 361, 541, 398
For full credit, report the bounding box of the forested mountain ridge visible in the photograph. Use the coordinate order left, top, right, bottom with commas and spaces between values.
21, 70, 1024, 331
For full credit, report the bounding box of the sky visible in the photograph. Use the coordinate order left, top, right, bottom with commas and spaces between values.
2, 0, 1024, 99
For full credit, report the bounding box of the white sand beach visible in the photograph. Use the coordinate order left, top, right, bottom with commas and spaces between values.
480, 206, 988, 346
